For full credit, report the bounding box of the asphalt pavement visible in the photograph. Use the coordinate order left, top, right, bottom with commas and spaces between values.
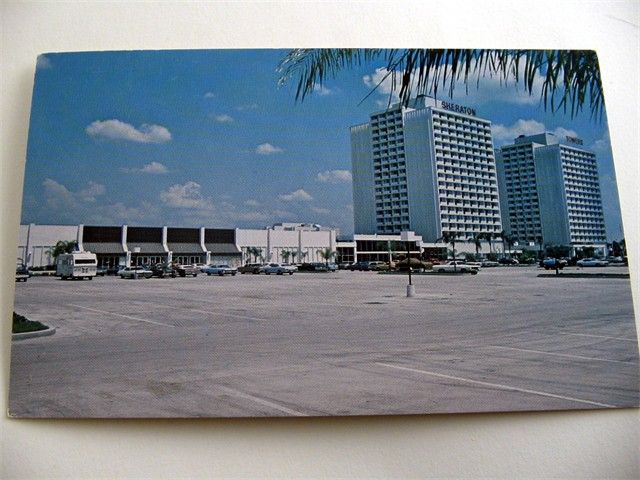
8, 266, 640, 417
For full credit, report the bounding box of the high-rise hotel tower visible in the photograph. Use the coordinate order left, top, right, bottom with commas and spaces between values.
495, 133, 607, 249
350, 96, 502, 242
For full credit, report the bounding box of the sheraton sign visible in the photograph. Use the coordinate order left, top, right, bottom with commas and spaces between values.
439, 100, 477, 116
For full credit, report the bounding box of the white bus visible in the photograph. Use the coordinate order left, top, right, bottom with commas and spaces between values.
56, 252, 98, 280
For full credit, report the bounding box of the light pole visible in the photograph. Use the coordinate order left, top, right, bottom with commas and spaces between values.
401, 231, 415, 297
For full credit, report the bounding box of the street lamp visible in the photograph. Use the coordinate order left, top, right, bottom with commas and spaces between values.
400, 231, 415, 297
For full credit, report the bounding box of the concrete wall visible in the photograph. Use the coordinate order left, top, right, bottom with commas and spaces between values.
403, 108, 440, 242
350, 123, 377, 234
236, 228, 337, 264
17, 224, 80, 267
534, 145, 572, 245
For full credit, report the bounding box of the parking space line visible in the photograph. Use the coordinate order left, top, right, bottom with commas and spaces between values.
151, 302, 267, 323
556, 332, 639, 343
217, 385, 308, 416
487, 345, 634, 365
69, 304, 176, 328
376, 362, 616, 408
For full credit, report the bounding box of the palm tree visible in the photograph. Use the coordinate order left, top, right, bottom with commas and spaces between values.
290, 250, 298, 264
437, 232, 459, 271
498, 231, 509, 258
318, 247, 337, 267
278, 49, 604, 120
246, 247, 262, 263
468, 233, 482, 259
46, 240, 77, 263
281, 250, 291, 264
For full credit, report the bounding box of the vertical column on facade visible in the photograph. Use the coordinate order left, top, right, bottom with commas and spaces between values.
76, 224, 84, 252
162, 226, 172, 263
200, 227, 210, 265
24, 223, 33, 267
298, 230, 303, 264
121, 225, 129, 266
266, 228, 271, 262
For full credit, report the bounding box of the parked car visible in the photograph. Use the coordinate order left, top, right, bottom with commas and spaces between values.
107, 265, 122, 275
174, 264, 199, 277
193, 263, 207, 272
542, 258, 567, 270
338, 262, 353, 270
204, 264, 238, 276
349, 261, 371, 271
481, 260, 500, 267
150, 262, 177, 278
238, 263, 265, 274
96, 266, 108, 276
263, 263, 296, 275
118, 266, 153, 279
305, 262, 338, 272
366, 261, 389, 271
498, 257, 519, 265
577, 258, 609, 267
15, 264, 30, 282
434, 261, 479, 274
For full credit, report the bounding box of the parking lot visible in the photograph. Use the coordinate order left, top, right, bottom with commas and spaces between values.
9, 266, 640, 417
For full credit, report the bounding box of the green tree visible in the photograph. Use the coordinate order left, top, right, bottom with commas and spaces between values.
318, 247, 337, 267
278, 49, 604, 120
281, 250, 292, 264
246, 247, 263, 263
467, 233, 483, 259
47, 240, 77, 263
438, 232, 460, 271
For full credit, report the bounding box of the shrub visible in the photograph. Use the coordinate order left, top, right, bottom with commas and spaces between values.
12, 312, 48, 334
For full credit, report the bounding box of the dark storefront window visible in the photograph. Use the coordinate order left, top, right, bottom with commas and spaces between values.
83, 226, 121, 243
205, 229, 235, 244
127, 227, 162, 243
167, 228, 200, 243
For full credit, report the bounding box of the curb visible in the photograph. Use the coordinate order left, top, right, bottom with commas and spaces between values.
12, 327, 56, 341
537, 273, 630, 279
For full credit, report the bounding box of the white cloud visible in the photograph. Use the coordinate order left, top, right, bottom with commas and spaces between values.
363, 57, 544, 108
491, 119, 578, 145
244, 199, 261, 207
213, 114, 234, 123
36, 55, 52, 69
313, 84, 334, 96
256, 143, 284, 155
278, 189, 313, 202
317, 169, 352, 183
43, 178, 105, 206
78, 181, 106, 202
492, 119, 546, 143
160, 181, 214, 211
311, 206, 330, 215
121, 161, 169, 174
86, 119, 172, 143
140, 162, 168, 174
204, 92, 216, 98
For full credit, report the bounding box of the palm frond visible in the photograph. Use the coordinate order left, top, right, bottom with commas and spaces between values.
277, 48, 604, 120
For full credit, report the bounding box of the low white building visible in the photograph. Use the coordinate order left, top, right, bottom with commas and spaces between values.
17, 223, 339, 268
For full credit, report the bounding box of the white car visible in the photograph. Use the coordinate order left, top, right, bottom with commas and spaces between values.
577, 258, 609, 267
118, 266, 153, 279
263, 263, 296, 275
203, 264, 238, 276
434, 261, 479, 274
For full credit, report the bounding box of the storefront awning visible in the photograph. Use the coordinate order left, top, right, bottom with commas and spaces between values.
167, 243, 205, 254
206, 243, 241, 254
126, 243, 166, 254
83, 242, 125, 254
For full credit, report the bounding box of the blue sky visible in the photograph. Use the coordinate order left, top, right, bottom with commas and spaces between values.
22, 49, 623, 240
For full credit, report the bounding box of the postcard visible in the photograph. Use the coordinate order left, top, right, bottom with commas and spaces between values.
9, 49, 639, 417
